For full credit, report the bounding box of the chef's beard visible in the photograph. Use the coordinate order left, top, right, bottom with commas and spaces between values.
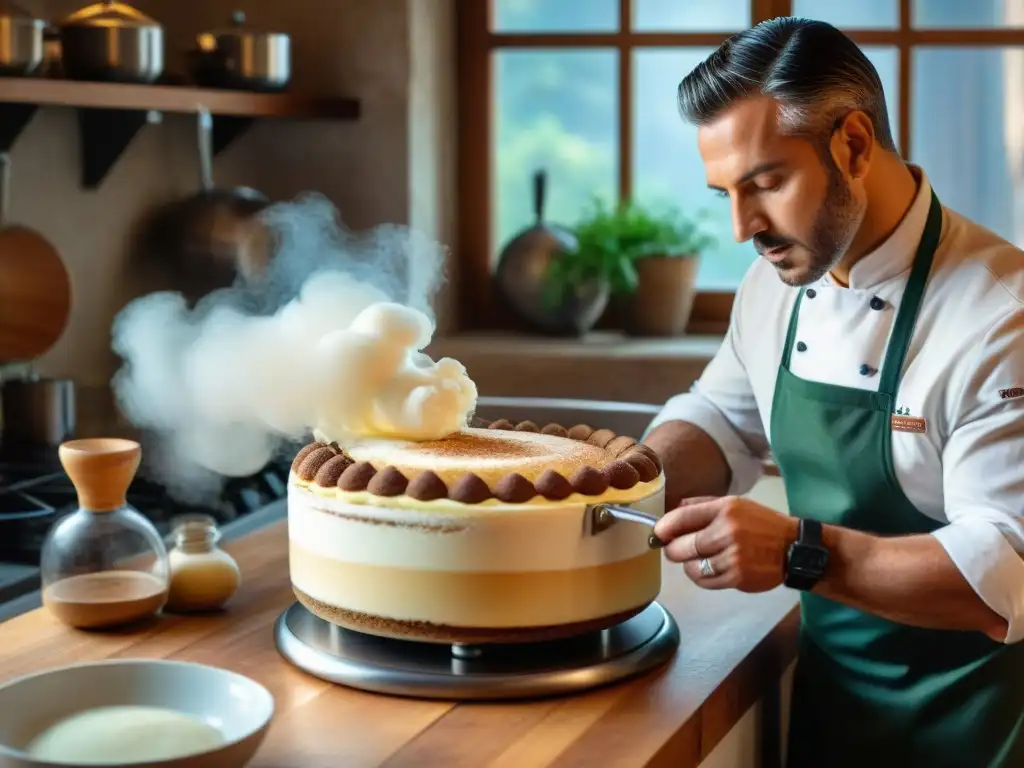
756, 159, 865, 287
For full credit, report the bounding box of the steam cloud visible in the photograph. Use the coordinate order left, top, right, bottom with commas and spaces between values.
111, 193, 477, 503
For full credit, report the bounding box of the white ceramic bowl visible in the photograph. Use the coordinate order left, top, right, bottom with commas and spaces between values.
0, 659, 275, 767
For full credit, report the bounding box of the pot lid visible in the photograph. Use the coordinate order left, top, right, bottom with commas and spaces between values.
199, 10, 287, 41
58, 1, 161, 29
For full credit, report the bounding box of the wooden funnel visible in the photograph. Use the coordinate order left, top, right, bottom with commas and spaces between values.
58, 438, 141, 513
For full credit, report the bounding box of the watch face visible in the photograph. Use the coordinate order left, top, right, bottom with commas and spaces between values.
791, 545, 829, 574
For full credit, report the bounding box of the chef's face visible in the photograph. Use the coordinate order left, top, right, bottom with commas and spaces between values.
698, 96, 868, 286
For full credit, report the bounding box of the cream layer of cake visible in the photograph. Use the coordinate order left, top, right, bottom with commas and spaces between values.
341, 427, 617, 487
287, 483, 664, 629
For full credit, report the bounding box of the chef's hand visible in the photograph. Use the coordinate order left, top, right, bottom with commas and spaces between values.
653, 496, 799, 592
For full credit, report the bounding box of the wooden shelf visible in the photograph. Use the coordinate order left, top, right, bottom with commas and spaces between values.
0, 78, 361, 188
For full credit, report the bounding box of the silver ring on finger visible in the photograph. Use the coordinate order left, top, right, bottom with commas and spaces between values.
699, 557, 716, 578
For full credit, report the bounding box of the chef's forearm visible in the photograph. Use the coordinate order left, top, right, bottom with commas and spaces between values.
815, 525, 1009, 641
642, 421, 731, 507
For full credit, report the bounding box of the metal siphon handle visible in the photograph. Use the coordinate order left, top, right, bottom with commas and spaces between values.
588, 503, 666, 549
196, 106, 215, 192
0, 152, 10, 229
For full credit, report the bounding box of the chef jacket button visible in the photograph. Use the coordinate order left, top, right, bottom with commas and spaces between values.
869, 296, 885, 311
859, 363, 875, 376
806, 288, 817, 298
796, 341, 807, 352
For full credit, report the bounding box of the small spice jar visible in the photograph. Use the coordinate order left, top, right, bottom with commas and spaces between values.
165, 515, 240, 613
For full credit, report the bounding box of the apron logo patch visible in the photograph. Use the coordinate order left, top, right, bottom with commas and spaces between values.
999, 387, 1024, 400
892, 415, 927, 434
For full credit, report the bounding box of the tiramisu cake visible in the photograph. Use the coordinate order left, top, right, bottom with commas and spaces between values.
287, 419, 665, 644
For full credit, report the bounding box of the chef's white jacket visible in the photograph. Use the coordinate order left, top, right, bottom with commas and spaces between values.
649, 168, 1024, 643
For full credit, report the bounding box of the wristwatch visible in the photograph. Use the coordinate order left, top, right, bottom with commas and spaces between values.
785, 519, 829, 591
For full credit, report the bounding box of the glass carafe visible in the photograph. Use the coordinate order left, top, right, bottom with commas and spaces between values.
40, 438, 170, 629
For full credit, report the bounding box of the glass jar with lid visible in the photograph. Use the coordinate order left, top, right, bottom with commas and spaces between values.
40, 438, 169, 629
165, 514, 240, 613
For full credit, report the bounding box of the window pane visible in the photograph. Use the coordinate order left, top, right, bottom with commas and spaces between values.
632, 47, 899, 290
493, 0, 619, 32
913, 0, 1024, 28
791, 0, 898, 28
864, 46, 900, 152
633, 0, 749, 31
492, 50, 618, 262
912, 48, 1024, 246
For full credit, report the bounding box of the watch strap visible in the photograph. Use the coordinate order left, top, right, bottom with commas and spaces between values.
785, 569, 819, 591
785, 518, 826, 591
799, 518, 823, 546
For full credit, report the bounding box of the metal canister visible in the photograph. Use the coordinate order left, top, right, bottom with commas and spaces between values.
192, 11, 291, 92
0, 376, 76, 448
0, 1, 45, 76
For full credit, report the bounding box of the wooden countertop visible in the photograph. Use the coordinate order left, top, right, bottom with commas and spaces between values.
0, 520, 799, 768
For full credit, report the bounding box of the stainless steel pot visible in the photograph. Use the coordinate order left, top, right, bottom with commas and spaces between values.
134, 108, 271, 303
0, 375, 75, 448
56, 1, 163, 83
0, 1, 45, 76
190, 11, 290, 91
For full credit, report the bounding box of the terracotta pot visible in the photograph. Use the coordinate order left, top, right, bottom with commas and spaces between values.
625, 254, 700, 337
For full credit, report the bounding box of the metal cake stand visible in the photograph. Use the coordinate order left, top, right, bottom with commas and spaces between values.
273, 601, 681, 700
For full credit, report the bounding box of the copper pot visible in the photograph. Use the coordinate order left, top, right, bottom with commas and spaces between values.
56, 1, 163, 83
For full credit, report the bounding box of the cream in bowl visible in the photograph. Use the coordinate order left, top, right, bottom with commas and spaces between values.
0, 659, 274, 767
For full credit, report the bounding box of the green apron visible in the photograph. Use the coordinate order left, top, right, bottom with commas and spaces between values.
771, 189, 1024, 768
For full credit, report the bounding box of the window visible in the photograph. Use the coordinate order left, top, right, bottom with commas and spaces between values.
456, 0, 1024, 332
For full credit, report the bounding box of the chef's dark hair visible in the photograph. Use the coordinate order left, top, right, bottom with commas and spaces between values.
678, 17, 897, 153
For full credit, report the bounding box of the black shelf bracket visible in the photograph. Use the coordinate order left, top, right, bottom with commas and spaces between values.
0, 103, 39, 152
76, 107, 150, 189
212, 115, 256, 155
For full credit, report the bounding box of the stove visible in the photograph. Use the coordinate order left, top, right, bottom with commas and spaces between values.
274, 601, 680, 700
0, 447, 292, 566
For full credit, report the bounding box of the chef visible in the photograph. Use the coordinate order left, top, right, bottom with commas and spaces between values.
642, 16, 1024, 768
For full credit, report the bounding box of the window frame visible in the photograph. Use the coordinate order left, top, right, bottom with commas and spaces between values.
455, 0, 1024, 333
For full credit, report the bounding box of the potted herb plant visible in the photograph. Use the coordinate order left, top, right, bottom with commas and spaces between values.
544, 197, 715, 337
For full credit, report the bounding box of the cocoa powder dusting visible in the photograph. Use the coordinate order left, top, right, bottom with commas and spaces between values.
567, 424, 594, 441
339, 461, 377, 491
535, 469, 573, 500
407, 470, 449, 501
541, 423, 569, 438
407, 432, 537, 461
314, 454, 353, 487
450, 473, 492, 504
493, 472, 537, 503
367, 466, 409, 497
587, 428, 617, 448
570, 466, 608, 495
605, 435, 637, 457
632, 444, 663, 473
291, 443, 321, 474
604, 459, 640, 489
624, 452, 659, 482
298, 446, 338, 481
